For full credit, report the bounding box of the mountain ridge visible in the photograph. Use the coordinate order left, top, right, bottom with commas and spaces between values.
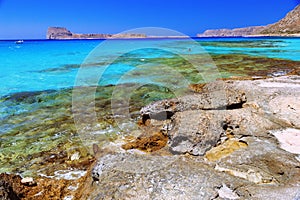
197, 4, 300, 37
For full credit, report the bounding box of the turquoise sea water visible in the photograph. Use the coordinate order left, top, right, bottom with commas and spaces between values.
0, 37, 300, 177
1, 38, 300, 97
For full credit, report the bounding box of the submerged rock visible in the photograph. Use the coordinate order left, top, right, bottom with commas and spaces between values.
0, 172, 88, 200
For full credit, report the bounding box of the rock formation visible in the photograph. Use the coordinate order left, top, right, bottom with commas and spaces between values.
260, 4, 300, 35
87, 75, 300, 199
198, 4, 300, 37
46, 27, 147, 39
1, 75, 300, 199
46, 27, 73, 39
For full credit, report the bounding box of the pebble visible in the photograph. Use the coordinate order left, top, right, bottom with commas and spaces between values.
63, 196, 73, 200
70, 152, 80, 161
21, 177, 36, 186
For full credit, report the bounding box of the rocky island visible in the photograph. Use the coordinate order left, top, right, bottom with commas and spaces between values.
46, 27, 147, 39
198, 4, 300, 37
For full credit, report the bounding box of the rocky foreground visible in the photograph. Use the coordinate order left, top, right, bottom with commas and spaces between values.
1, 75, 300, 199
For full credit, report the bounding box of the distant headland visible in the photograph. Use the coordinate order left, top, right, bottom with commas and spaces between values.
47, 4, 300, 39
46, 27, 190, 39
46, 27, 148, 39
197, 4, 300, 37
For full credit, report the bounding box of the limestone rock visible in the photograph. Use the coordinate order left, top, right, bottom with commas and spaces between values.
140, 81, 247, 122
167, 110, 224, 155
141, 76, 300, 156
271, 128, 300, 154
85, 76, 300, 199
89, 154, 247, 200
218, 184, 240, 200
88, 147, 300, 199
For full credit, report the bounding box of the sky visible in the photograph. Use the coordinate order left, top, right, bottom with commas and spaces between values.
0, 0, 299, 39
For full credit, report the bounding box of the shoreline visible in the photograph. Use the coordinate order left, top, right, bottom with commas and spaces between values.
2, 35, 300, 41
197, 33, 300, 38
1, 38, 300, 199
1, 74, 300, 199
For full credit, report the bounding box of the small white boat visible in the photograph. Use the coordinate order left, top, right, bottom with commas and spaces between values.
15, 40, 24, 44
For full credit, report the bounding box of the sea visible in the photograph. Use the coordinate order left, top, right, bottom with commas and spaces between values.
0, 37, 300, 177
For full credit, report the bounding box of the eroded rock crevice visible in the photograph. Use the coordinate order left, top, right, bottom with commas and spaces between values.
225, 101, 246, 110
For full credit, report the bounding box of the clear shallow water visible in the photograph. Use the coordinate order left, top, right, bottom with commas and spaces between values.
198, 37, 300, 61
0, 37, 300, 177
1, 38, 300, 97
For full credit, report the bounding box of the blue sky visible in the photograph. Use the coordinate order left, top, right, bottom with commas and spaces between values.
0, 0, 299, 39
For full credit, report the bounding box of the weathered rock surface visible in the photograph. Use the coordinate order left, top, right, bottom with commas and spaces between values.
140, 82, 247, 121
141, 76, 300, 155
87, 75, 300, 199
7, 76, 298, 199
88, 148, 300, 199
46, 27, 147, 39
89, 153, 250, 199
197, 4, 300, 37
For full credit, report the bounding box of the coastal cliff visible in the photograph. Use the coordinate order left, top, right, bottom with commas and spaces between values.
46, 27, 147, 39
198, 4, 300, 37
